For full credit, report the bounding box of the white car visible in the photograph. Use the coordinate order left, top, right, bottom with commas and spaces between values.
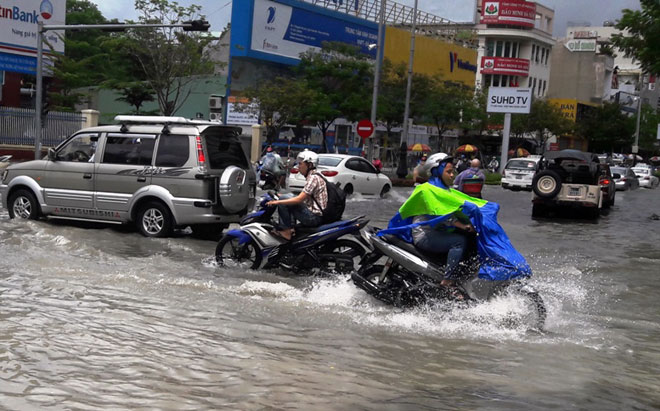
631, 166, 659, 188
501, 157, 541, 190
288, 154, 392, 197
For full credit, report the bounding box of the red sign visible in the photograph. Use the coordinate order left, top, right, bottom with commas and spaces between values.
356, 119, 374, 139
481, 57, 530, 76
481, 1, 537, 28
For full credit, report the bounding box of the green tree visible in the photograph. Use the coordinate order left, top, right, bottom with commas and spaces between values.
510, 99, 573, 153
577, 102, 636, 152
612, 0, 660, 75
639, 103, 660, 154
125, 0, 214, 115
297, 42, 373, 152
115, 82, 156, 114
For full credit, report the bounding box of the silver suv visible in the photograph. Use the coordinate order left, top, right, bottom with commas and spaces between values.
0, 116, 256, 237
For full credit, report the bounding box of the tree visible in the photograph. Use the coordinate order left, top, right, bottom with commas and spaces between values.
612, 0, 660, 75
576, 102, 635, 152
125, 0, 214, 115
510, 99, 573, 153
297, 42, 373, 152
115, 82, 156, 114
236, 76, 316, 142
638, 103, 660, 154
419, 78, 474, 152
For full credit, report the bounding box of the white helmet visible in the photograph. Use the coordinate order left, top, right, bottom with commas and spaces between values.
423, 152, 453, 174
296, 149, 319, 168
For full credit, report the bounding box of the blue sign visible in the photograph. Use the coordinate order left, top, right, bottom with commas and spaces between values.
0, 51, 36, 74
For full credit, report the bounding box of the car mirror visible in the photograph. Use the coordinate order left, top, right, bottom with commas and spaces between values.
47, 148, 57, 161
612, 173, 621, 179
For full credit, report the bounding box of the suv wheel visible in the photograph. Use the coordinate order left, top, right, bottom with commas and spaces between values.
8, 189, 41, 220
137, 201, 173, 238
532, 170, 562, 198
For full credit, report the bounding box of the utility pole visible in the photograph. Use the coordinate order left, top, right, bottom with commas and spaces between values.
367, 0, 386, 162
396, 0, 418, 178
632, 72, 645, 166
33, 20, 209, 159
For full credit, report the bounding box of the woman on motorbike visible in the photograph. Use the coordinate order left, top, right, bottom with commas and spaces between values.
266, 149, 327, 241
409, 153, 475, 288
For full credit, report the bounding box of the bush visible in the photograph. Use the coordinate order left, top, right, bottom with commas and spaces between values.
485, 172, 502, 185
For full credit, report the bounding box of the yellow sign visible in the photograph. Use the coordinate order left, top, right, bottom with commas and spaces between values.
549, 98, 578, 122
384, 27, 477, 87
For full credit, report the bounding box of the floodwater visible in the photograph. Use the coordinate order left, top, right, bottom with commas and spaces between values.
1, 186, 660, 410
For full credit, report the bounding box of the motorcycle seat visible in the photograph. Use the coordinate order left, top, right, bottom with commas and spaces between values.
294, 216, 361, 236
383, 234, 449, 266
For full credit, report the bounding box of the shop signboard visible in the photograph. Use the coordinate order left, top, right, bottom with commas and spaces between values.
480, 1, 536, 28
226, 96, 260, 125
250, 0, 378, 61
481, 57, 530, 76
564, 39, 597, 52
0, 0, 65, 74
487, 88, 532, 114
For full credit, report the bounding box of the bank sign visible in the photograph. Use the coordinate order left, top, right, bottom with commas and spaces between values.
0, 0, 65, 74
250, 0, 378, 60
481, 1, 536, 28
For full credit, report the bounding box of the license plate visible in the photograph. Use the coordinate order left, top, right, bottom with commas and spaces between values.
569, 187, 580, 196
516, 175, 522, 179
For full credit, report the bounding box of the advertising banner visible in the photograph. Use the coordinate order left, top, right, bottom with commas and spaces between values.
481, 56, 529, 76
251, 0, 378, 60
564, 39, 597, 52
0, 0, 66, 74
487, 88, 532, 114
481, 1, 536, 28
226, 96, 260, 125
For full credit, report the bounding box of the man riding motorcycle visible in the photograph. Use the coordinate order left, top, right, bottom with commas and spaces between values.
266, 149, 326, 241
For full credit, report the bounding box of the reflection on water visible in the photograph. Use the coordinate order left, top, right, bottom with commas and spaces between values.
1, 186, 660, 409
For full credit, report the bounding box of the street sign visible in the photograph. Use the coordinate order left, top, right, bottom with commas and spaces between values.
564, 39, 597, 52
357, 119, 374, 139
487, 88, 532, 113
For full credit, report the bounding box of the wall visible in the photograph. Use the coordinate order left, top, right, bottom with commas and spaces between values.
384, 27, 477, 87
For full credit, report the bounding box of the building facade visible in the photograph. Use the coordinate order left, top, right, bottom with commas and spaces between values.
474, 0, 555, 99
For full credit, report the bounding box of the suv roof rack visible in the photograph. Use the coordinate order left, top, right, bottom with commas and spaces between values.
114, 115, 222, 126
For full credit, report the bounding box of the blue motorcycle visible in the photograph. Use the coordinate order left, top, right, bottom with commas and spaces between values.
215, 192, 368, 274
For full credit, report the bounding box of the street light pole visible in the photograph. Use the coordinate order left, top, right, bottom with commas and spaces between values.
632, 72, 645, 165
33, 20, 209, 159
367, 0, 386, 162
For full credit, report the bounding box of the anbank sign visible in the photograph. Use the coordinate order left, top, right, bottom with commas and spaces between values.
449, 52, 477, 73
0, 0, 65, 74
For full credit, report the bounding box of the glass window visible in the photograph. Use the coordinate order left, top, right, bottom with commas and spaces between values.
502, 75, 508, 87
356, 158, 377, 173
485, 40, 495, 57
345, 159, 362, 172
531, 45, 536, 60
204, 129, 249, 169
484, 74, 492, 87
495, 41, 503, 57
545, 48, 550, 64
493, 75, 500, 87
535, 46, 540, 63
506, 159, 537, 170
56, 133, 99, 162
102, 134, 156, 165
504, 42, 511, 58
511, 42, 518, 58
155, 135, 189, 167
528, 77, 534, 87
319, 156, 343, 167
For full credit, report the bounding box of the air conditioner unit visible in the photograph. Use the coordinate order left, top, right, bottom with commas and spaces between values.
209, 112, 223, 122
209, 96, 223, 109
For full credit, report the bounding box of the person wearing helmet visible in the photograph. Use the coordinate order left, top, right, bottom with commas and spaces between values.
266, 149, 327, 240
260, 146, 286, 188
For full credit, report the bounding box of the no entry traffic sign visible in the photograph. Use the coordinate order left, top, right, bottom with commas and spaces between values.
357, 119, 374, 139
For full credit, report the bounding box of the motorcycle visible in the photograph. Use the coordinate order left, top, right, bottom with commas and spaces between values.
351, 227, 546, 330
258, 168, 283, 191
215, 192, 368, 274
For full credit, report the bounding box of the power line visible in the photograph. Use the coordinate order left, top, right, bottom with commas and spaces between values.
207, 1, 231, 18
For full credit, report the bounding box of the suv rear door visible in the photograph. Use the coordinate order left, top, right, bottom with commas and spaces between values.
94, 133, 156, 216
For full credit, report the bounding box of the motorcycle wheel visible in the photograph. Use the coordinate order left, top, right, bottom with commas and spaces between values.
520, 290, 547, 331
361, 265, 388, 285
215, 235, 262, 270
320, 239, 366, 273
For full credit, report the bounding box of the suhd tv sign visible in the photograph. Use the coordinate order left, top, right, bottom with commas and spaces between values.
487, 88, 532, 113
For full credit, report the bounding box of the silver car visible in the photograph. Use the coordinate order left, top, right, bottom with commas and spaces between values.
631, 166, 660, 189
1, 116, 256, 238
610, 166, 639, 191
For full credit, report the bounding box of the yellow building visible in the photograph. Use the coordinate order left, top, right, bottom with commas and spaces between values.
384, 27, 477, 87
548, 98, 599, 151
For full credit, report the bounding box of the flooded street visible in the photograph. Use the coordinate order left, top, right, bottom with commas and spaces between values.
1, 186, 660, 410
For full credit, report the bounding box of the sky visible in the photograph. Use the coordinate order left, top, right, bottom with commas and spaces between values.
91, 0, 641, 38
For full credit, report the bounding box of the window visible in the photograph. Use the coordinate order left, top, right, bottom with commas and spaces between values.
532, 78, 537, 95
484, 74, 492, 87
528, 77, 534, 87
535, 46, 540, 63
155, 135, 189, 167
319, 156, 343, 167
511, 42, 518, 58
545, 48, 550, 64
493, 75, 500, 87
485, 40, 495, 57
495, 41, 503, 57
56, 133, 99, 162
531, 45, 536, 61
504, 41, 511, 58
103, 134, 156, 165
502, 75, 509, 87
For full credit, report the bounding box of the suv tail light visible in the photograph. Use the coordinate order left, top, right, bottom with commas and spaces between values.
195, 136, 206, 165
290, 167, 299, 174
599, 178, 610, 186
501, 169, 505, 177
321, 170, 338, 177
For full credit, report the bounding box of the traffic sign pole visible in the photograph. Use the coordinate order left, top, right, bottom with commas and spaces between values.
500, 113, 511, 174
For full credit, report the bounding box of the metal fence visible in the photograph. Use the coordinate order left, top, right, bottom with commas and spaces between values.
303, 0, 454, 25
0, 107, 84, 147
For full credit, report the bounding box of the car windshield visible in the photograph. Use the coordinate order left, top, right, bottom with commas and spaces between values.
506, 159, 537, 170
633, 168, 649, 175
611, 167, 626, 175
319, 156, 343, 167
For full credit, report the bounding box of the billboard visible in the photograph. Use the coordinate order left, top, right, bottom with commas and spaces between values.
249, 0, 378, 61
487, 88, 532, 113
481, 1, 536, 28
0, 0, 66, 74
481, 57, 529, 76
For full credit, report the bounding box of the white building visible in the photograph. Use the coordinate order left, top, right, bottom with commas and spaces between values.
474, 0, 555, 98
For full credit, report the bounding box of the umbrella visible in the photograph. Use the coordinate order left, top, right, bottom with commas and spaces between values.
508, 148, 530, 157
456, 144, 478, 153
649, 156, 660, 163
408, 143, 431, 152
627, 154, 643, 161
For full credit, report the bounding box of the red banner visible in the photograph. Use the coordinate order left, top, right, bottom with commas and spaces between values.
481, 1, 537, 28
481, 57, 530, 76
